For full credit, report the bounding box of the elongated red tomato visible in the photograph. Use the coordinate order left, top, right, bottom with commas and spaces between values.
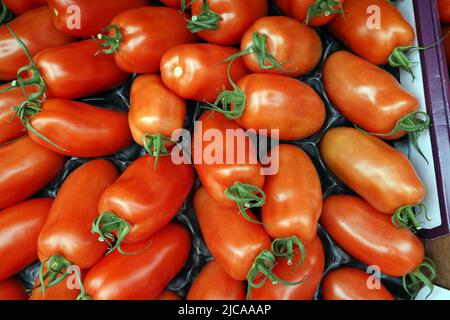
0, 278, 27, 300
320, 195, 424, 277
85, 224, 191, 300
2, 0, 47, 15
47, 0, 150, 38
438, 0, 450, 23
275, 0, 345, 26
444, 25, 450, 66
161, 43, 249, 102
322, 267, 394, 300
323, 51, 418, 139
160, 0, 192, 8
156, 290, 182, 300
187, 260, 246, 300
189, 0, 268, 45
250, 236, 324, 300
100, 7, 198, 74
328, 0, 414, 66
0, 198, 52, 281
320, 127, 425, 214
262, 144, 322, 244
0, 136, 66, 209
194, 187, 271, 281
0, 6, 74, 81
30, 267, 84, 300
28, 99, 132, 157
239, 16, 322, 77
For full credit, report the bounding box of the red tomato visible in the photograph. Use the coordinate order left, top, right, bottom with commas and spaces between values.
187, 260, 246, 300
275, 0, 345, 26
28, 99, 132, 157
85, 224, 191, 300
194, 187, 271, 281
156, 290, 182, 300
250, 236, 324, 300
2, 0, 47, 15
189, 0, 268, 45
323, 51, 419, 139
193, 111, 265, 210
328, 0, 415, 66
438, 0, 450, 23
47, 0, 150, 38
0, 198, 52, 281
322, 267, 394, 300
30, 267, 85, 300
238, 16, 322, 77
320, 195, 424, 277
0, 6, 74, 81
320, 127, 425, 214
160, 43, 249, 102
34, 39, 129, 99
0, 278, 27, 300
444, 25, 450, 67
0, 136, 66, 209
100, 7, 198, 74
95, 154, 194, 251
160, 0, 192, 9
262, 144, 322, 244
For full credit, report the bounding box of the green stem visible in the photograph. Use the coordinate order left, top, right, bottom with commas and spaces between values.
402, 257, 436, 300
392, 203, 429, 231
271, 236, 307, 271
305, 0, 344, 25
0, 1, 13, 24
187, 0, 221, 33
31, 254, 72, 298
224, 182, 265, 224
96, 25, 123, 55
142, 133, 172, 171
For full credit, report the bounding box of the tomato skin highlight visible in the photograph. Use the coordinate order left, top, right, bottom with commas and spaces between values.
85, 223, 191, 300
438, 0, 450, 23
443, 25, 450, 67
275, 0, 345, 26
0, 136, 66, 209
322, 267, 394, 300
187, 260, 246, 300
129, 74, 186, 146
250, 236, 325, 300
28, 99, 132, 157
0, 278, 27, 300
156, 290, 182, 300
190, 0, 269, 45
323, 51, 418, 139
98, 155, 194, 243
234, 73, 326, 140
160, 43, 249, 102
0, 84, 31, 144
38, 160, 118, 269
240, 16, 322, 77
262, 144, 322, 244
0, 6, 75, 81
2, 0, 47, 15
320, 127, 425, 214
47, 0, 150, 38
0, 198, 52, 281
328, 0, 414, 65
34, 39, 129, 100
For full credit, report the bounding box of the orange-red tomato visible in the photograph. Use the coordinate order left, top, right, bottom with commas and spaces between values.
187, 260, 246, 300
2, 0, 47, 15
28, 99, 132, 157
322, 267, 394, 300
160, 0, 192, 8
0, 198, 52, 281
47, 0, 150, 38
30, 267, 85, 300
0, 136, 66, 209
85, 224, 191, 300
0, 6, 74, 81
160, 43, 249, 102
323, 51, 418, 139
0, 84, 31, 144
320, 195, 425, 277
328, 0, 414, 65
275, 0, 345, 26
189, 0, 268, 45
320, 127, 425, 214
0, 278, 27, 300
438, 0, 450, 23
233, 73, 326, 140
250, 236, 324, 300
156, 290, 182, 300
239, 16, 322, 77
444, 25, 450, 66
194, 187, 271, 281
262, 144, 322, 244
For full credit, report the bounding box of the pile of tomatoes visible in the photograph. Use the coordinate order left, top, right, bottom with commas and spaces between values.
0, 0, 439, 301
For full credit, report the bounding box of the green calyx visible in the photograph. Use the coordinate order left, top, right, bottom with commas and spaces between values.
96, 25, 123, 55
187, 0, 221, 33
403, 257, 436, 300
392, 203, 429, 231
0, 1, 14, 24
271, 236, 307, 271
224, 182, 266, 224
92, 211, 133, 255
305, 0, 344, 25
142, 133, 173, 170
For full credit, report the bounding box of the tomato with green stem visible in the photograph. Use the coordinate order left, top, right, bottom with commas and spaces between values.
30, 267, 85, 300
93, 154, 194, 254
320, 195, 435, 299
321, 267, 394, 300
160, 43, 249, 102
2, 0, 46, 16
320, 127, 426, 229
0, 136, 65, 209
0, 198, 52, 281
275, 0, 345, 26
0, 278, 27, 300
85, 224, 191, 300
438, 0, 450, 23
188, 0, 268, 45
36, 160, 118, 299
